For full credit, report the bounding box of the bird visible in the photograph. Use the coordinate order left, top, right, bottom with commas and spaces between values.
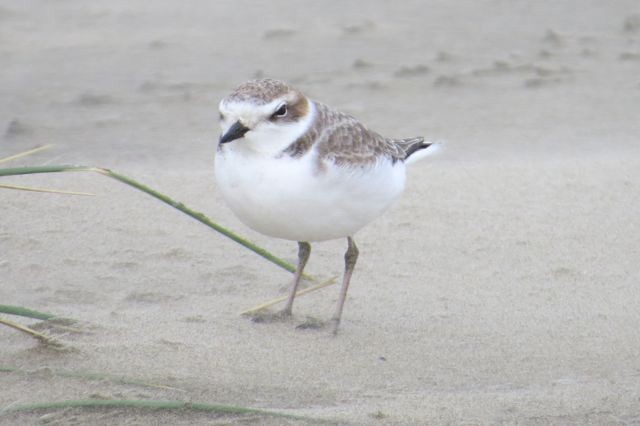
215, 79, 438, 334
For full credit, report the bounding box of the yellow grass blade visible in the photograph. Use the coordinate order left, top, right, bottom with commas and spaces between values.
0, 144, 53, 164
0, 317, 59, 347
0, 183, 95, 196
240, 276, 338, 315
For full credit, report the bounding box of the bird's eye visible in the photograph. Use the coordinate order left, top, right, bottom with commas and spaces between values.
272, 104, 287, 118
219, 113, 225, 121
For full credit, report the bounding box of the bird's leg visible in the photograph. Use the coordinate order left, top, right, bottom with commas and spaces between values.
330, 237, 359, 334
281, 241, 311, 317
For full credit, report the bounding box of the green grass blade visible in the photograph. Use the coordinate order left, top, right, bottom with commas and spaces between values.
2, 399, 315, 421
1, 365, 184, 391
96, 168, 298, 274
1, 365, 327, 421
1, 165, 298, 274
0, 305, 56, 321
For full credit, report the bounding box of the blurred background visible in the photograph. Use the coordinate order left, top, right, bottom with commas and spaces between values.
2, 1, 638, 169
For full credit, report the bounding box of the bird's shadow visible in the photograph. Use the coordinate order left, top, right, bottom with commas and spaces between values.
246, 310, 327, 331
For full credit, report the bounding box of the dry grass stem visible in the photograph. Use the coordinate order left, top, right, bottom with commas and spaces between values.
0, 144, 53, 164
240, 276, 338, 315
0, 183, 95, 196
0, 317, 61, 348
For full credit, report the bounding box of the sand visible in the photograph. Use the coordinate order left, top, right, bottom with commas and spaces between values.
2, 1, 640, 424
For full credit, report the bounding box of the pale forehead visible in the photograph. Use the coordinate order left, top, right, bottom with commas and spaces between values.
223, 79, 295, 105
219, 97, 281, 120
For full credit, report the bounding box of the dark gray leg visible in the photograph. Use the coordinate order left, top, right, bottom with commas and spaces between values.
282, 241, 311, 316
330, 237, 359, 334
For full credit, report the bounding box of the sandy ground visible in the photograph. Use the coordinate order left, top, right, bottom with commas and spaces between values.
2, 1, 640, 424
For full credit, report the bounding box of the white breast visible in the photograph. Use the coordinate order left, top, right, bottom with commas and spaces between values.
214, 145, 406, 242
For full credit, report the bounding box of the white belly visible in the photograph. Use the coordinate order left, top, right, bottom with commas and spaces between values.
214, 148, 406, 242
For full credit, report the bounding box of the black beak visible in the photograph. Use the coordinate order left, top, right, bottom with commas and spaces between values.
219, 121, 249, 144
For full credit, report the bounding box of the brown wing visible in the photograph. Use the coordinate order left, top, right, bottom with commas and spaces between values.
283, 102, 406, 167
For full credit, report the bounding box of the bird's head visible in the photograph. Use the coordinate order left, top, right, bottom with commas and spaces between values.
218, 79, 313, 155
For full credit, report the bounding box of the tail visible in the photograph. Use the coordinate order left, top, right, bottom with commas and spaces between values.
394, 137, 443, 165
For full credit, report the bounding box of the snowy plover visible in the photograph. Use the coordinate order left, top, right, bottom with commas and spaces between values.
215, 79, 438, 334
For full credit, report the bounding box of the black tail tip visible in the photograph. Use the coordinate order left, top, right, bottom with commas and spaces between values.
405, 138, 431, 158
